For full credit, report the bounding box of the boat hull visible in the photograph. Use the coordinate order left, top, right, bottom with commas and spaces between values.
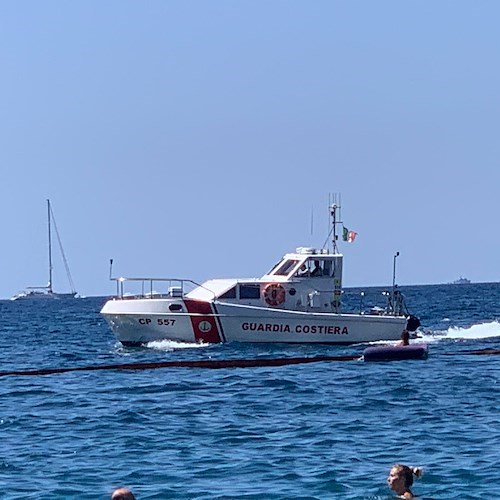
11, 292, 78, 301
101, 298, 407, 346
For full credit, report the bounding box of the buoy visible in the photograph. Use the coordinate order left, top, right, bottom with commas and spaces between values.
363, 344, 428, 362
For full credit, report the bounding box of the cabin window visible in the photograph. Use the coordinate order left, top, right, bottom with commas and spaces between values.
323, 260, 332, 277
310, 260, 324, 277
239, 284, 261, 299
266, 260, 283, 275
219, 286, 237, 299
296, 262, 310, 277
273, 259, 299, 276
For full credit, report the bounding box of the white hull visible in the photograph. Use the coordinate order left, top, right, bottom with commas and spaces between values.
11, 292, 78, 301
101, 298, 407, 346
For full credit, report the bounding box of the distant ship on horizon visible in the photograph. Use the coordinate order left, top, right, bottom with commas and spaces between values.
451, 276, 471, 285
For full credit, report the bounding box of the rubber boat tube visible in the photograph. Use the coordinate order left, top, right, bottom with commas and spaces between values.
363, 344, 428, 362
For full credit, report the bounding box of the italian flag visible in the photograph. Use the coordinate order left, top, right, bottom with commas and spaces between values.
343, 227, 358, 243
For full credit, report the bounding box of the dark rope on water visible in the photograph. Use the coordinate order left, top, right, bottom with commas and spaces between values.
0, 355, 361, 377
445, 348, 500, 356
1, 348, 498, 378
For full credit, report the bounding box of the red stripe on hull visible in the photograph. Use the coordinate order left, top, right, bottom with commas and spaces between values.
183, 299, 222, 343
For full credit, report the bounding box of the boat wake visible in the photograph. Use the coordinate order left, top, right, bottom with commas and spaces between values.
421, 320, 500, 342
146, 339, 207, 351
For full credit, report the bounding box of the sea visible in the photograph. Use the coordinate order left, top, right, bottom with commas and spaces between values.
1, 283, 499, 499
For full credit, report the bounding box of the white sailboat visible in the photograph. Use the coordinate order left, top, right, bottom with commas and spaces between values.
11, 199, 78, 300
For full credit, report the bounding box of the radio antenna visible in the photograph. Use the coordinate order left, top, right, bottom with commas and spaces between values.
322, 193, 342, 252
391, 251, 399, 314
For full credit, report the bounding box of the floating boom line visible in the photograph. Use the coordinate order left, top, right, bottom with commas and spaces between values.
0, 355, 360, 377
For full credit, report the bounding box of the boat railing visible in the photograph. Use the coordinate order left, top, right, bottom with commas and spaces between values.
342, 288, 409, 317
109, 277, 216, 300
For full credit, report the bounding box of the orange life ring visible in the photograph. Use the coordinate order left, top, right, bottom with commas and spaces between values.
263, 283, 286, 306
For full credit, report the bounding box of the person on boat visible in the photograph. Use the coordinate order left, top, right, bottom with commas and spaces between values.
311, 260, 323, 277
397, 329, 410, 346
387, 463, 423, 498
297, 264, 309, 277
111, 487, 136, 500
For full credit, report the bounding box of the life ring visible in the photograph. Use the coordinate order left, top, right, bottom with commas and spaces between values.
263, 283, 286, 306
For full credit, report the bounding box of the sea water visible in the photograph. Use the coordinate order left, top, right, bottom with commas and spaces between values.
0, 283, 499, 499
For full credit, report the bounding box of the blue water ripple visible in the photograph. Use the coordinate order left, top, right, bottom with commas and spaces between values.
1, 287, 500, 498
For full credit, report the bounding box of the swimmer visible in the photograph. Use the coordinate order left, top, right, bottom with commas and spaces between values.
111, 487, 136, 500
387, 463, 423, 498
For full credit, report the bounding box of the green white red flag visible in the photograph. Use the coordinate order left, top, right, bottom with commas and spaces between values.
342, 227, 358, 243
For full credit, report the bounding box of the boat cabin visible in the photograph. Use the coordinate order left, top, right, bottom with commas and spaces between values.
263, 247, 343, 282
188, 247, 344, 313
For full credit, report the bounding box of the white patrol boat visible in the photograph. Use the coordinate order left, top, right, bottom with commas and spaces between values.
101, 203, 420, 346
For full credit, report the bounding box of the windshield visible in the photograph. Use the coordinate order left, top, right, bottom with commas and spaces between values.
271, 259, 300, 276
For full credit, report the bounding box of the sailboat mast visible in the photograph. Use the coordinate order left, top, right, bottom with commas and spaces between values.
47, 199, 53, 293
50, 201, 77, 295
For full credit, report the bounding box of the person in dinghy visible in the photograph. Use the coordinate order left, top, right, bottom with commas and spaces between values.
397, 329, 410, 346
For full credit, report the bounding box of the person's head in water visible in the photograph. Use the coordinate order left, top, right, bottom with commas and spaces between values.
111, 487, 136, 500
387, 464, 422, 498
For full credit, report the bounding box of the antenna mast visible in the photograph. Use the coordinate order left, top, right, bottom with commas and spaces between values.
329, 193, 342, 253
321, 193, 343, 252
391, 251, 399, 314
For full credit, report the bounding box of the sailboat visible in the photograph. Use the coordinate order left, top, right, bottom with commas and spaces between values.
11, 199, 78, 300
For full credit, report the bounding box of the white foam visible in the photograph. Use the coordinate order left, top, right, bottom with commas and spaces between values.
422, 320, 500, 342
146, 339, 207, 351
447, 321, 500, 340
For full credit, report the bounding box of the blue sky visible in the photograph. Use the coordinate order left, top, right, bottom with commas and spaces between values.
1, 1, 499, 299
